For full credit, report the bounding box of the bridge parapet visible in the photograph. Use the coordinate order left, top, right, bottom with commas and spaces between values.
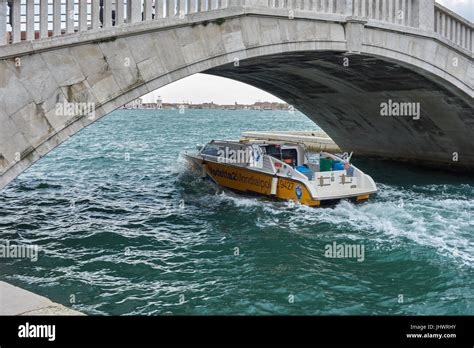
434, 3, 473, 52
0, 0, 472, 53
265, 0, 428, 28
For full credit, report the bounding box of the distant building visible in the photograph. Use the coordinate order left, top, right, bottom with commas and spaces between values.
161, 103, 177, 109
123, 97, 143, 109
123, 98, 289, 111
254, 101, 273, 110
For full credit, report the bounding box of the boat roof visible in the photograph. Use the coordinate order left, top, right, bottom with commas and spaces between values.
209, 139, 306, 148
204, 140, 350, 163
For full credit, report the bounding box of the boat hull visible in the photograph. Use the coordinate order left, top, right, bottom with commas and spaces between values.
184, 154, 328, 207
183, 139, 376, 207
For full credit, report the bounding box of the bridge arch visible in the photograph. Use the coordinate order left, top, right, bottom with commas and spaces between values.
0, 3, 473, 190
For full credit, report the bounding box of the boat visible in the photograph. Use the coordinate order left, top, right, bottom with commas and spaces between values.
183, 140, 377, 207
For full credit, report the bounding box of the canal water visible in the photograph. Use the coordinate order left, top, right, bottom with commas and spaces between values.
0, 109, 473, 315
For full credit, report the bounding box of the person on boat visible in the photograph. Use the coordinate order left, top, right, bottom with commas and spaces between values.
346, 162, 355, 177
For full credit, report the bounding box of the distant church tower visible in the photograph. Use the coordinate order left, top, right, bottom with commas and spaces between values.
157, 96, 163, 109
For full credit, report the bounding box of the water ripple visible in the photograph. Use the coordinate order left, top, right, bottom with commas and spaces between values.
0, 109, 472, 315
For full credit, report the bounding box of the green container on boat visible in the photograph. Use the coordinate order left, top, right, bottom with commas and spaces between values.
320, 157, 332, 172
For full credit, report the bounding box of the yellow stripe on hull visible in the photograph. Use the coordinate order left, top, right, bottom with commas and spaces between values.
356, 194, 370, 201
205, 161, 273, 195
204, 161, 321, 207
276, 178, 320, 207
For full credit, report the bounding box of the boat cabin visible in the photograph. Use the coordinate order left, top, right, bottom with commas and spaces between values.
258, 143, 305, 167
199, 140, 350, 180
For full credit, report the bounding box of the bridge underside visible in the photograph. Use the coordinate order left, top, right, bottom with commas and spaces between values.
205, 51, 474, 170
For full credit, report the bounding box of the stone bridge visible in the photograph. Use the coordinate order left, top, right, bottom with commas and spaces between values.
0, 0, 472, 190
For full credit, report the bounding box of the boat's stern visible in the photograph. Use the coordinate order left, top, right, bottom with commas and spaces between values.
309, 165, 377, 203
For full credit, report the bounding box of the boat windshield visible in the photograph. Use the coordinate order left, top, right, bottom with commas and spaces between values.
201, 143, 223, 156
265, 145, 281, 160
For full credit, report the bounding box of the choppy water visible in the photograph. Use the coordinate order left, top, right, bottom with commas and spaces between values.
0, 109, 473, 315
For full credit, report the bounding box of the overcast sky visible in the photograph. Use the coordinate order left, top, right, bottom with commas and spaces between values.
143, 0, 473, 104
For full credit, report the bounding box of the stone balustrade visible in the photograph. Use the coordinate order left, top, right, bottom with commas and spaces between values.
0, 0, 472, 53
435, 3, 473, 52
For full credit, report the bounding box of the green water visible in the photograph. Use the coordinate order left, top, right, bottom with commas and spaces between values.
0, 109, 473, 315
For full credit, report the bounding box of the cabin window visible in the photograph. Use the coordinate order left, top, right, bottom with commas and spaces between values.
265, 145, 282, 160
281, 149, 298, 167
201, 144, 222, 156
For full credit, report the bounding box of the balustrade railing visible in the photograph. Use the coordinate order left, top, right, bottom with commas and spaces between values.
0, 0, 472, 53
267, 0, 346, 14
0, 0, 232, 46
353, 0, 414, 26
435, 3, 473, 52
